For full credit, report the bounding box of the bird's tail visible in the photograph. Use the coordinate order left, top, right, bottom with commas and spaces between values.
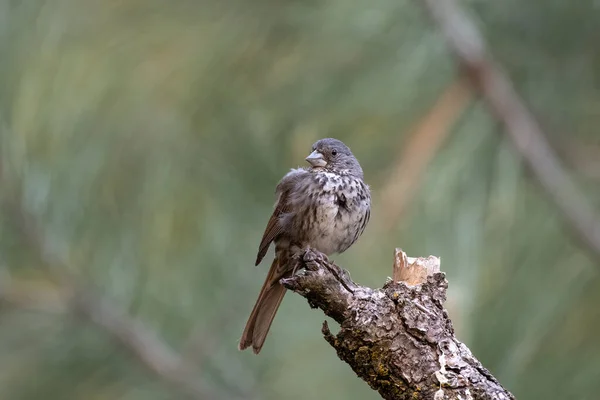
239, 257, 291, 354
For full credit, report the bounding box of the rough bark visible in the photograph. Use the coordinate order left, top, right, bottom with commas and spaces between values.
281, 249, 515, 400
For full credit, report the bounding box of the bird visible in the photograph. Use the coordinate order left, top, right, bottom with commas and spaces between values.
239, 138, 371, 354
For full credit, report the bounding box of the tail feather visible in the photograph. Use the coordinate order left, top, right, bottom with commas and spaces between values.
239, 257, 290, 354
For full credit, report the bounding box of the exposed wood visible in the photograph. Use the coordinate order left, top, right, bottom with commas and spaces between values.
392, 248, 440, 285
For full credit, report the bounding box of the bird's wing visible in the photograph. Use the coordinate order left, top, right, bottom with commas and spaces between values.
255, 169, 307, 266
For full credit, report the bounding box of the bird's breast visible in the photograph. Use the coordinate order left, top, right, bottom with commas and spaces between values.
296, 172, 370, 255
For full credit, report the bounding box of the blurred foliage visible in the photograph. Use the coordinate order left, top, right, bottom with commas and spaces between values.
0, 0, 599, 399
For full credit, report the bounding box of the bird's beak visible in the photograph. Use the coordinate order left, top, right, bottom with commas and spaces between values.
305, 150, 327, 167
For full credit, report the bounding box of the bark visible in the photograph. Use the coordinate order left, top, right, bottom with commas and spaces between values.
281, 249, 515, 400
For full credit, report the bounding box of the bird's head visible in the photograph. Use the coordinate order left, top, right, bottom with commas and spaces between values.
305, 138, 363, 178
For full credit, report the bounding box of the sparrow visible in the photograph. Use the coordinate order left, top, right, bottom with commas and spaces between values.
239, 138, 371, 354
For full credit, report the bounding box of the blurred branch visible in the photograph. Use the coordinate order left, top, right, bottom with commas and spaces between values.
182, 288, 261, 397
281, 249, 514, 400
380, 77, 471, 229
67, 285, 221, 400
418, 0, 600, 261
0, 279, 222, 400
0, 166, 227, 400
558, 138, 600, 181
0, 278, 67, 313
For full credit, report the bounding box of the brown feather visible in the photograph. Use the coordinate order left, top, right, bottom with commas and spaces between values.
238, 256, 292, 354
255, 200, 288, 266
255, 171, 305, 265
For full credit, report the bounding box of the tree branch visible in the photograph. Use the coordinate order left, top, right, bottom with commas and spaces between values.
418, 0, 600, 261
282, 249, 514, 400
0, 161, 229, 400
0, 251, 221, 400
69, 286, 221, 400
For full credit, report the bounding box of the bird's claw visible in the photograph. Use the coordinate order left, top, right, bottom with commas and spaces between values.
302, 247, 324, 271
290, 259, 302, 276
302, 247, 317, 261
303, 247, 329, 262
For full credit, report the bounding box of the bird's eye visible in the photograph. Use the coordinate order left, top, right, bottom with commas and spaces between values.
331, 150, 338, 156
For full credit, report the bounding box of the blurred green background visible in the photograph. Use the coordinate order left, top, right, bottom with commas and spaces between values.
0, 1, 599, 399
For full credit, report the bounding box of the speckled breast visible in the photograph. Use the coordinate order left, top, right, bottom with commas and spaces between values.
305, 171, 371, 255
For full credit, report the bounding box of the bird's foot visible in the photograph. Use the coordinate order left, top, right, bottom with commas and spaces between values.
303, 247, 329, 262
302, 247, 329, 271
290, 258, 302, 276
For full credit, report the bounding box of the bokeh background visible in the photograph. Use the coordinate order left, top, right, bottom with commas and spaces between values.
1, 1, 599, 399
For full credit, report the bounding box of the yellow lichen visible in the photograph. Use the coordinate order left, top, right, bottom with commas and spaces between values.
377, 364, 389, 376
